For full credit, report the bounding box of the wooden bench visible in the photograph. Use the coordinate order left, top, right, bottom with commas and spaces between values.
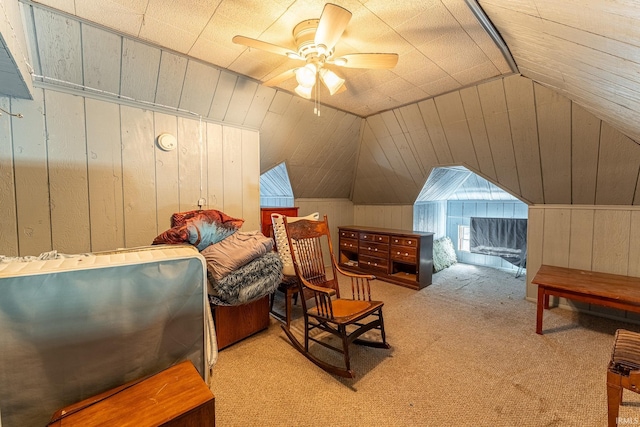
532, 265, 640, 335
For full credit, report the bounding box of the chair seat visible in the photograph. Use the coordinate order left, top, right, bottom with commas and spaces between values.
610, 329, 640, 373
309, 299, 383, 322
608, 329, 640, 427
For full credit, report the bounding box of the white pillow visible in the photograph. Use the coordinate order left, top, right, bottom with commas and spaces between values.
271, 212, 319, 276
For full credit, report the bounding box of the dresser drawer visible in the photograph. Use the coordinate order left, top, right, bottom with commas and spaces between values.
339, 238, 358, 251
360, 233, 390, 244
359, 254, 388, 272
359, 241, 389, 257
390, 236, 418, 247
340, 230, 358, 240
391, 245, 417, 263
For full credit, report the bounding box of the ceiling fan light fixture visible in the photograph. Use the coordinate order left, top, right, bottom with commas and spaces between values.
319, 68, 345, 95
333, 57, 347, 66
295, 84, 313, 99
295, 63, 317, 87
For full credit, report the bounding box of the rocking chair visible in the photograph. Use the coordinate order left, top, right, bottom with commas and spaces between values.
281, 215, 389, 378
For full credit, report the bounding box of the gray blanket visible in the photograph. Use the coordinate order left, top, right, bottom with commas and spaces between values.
208, 252, 283, 306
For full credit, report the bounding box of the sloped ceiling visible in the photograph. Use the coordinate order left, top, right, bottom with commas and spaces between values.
29, 0, 513, 117
478, 0, 640, 147
21, 0, 640, 205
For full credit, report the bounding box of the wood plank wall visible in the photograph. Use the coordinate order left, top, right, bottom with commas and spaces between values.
0, 87, 260, 256
353, 205, 414, 230
23, 3, 361, 203
527, 205, 640, 323
355, 74, 640, 207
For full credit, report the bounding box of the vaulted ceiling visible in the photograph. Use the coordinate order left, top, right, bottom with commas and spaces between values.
28, 0, 514, 117
15, 0, 640, 205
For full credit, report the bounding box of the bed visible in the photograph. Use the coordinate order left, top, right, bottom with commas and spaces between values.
0, 244, 215, 427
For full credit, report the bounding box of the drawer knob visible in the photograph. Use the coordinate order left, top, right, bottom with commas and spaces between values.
408, 241, 412, 244
405, 253, 409, 256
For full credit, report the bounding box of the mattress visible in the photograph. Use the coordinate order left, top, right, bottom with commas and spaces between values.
0, 244, 216, 427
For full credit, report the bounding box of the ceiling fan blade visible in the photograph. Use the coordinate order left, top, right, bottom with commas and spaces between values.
232, 35, 301, 59
333, 53, 399, 69
263, 69, 297, 87
314, 3, 352, 50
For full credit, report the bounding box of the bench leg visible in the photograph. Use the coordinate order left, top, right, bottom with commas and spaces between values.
536, 286, 545, 334
608, 370, 623, 427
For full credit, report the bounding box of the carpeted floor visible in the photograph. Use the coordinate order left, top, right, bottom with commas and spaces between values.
210, 263, 640, 426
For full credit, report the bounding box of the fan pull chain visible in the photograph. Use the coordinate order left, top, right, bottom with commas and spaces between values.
314, 76, 320, 117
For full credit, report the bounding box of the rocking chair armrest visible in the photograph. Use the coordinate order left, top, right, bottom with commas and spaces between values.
300, 277, 337, 296
335, 264, 376, 281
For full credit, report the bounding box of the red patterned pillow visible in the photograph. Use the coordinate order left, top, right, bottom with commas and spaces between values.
153, 209, 244, 250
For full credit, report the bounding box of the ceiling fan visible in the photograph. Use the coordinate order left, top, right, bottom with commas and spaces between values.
232, 3, 398, 100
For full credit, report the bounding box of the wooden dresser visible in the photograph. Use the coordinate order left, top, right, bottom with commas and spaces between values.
338, 226, 434, 290
260, 206, 299, 237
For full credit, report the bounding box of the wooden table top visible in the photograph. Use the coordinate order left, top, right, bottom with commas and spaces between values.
532, 265, 640, 303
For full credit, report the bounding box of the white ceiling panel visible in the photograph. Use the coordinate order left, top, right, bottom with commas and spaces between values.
30, 0, 514, 117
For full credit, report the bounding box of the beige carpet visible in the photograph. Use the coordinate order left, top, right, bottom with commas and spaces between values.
210, 263, 640, 426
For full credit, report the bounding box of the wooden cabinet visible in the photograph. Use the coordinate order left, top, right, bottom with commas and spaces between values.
48, 361, 214, 426
260, 207, 299, 237
213, 295, 270, 350
338, 226, 434, 290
